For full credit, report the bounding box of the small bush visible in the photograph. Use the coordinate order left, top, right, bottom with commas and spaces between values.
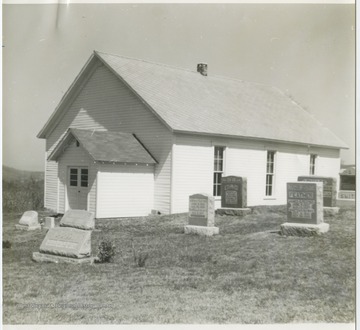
97, 240, 116, 263
3, 240, 12, 249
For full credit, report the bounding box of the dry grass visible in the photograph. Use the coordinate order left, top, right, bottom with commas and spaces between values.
2, 204, 355, 324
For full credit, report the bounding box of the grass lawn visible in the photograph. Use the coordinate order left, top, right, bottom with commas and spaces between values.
2, 205, 355, 324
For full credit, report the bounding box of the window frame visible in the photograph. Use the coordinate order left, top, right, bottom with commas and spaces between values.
265, 150, 276, 196
309, 154, 317, 175
213, 146, 225, 197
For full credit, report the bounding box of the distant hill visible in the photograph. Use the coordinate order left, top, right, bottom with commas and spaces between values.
2, 166, 44, 182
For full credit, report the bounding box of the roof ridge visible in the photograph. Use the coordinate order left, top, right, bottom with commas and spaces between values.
94, 50, 282, 90
94, 50, 195, 74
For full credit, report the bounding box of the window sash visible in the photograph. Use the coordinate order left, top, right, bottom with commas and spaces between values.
265, 151, 275, 196
213, 146, 224, 197
310, 154, 316, 175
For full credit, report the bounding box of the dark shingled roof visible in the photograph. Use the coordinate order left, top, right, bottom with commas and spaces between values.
49, 129, 157, 164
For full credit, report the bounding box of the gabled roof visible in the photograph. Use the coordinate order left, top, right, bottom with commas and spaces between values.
48, 129, 157, 164
38, 50, 348, 149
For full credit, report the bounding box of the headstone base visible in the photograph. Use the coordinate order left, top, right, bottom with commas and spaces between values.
323, 207, 340, 216
184, 225, 219, 236
336, 199, 355, 208
15, 224, 41, 231
32, 252, 94, 264
280, 222, 329, 237
216, 208, 251, 216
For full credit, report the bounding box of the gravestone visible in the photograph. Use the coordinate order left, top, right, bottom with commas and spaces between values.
221, 176, 247, 208
338, 191, 355, 200
15, 211, 41, 231
281, 182, 329, 236
184, 193, 219, 236
33, 227, 93, 263
216, 176, 251, 216
298, 176, 337, 207
43, 217, 55, 230
33, 209, 94, 264
287, 182, 323, 224
60, 210, 95, 230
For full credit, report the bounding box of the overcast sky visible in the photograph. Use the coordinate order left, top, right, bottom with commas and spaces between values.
3, 3, 355, 171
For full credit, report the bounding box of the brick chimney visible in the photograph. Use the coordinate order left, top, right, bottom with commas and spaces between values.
197, 63, 208, 76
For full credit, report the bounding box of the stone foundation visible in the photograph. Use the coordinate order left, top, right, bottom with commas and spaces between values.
216, 208, 251, 216
280, 222, 329, 237
184, 225, 219, 236
32, 252, 94, 264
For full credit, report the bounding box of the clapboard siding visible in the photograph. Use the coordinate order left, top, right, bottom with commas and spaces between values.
171, 142, 213, 213
44, 161, 58, 211
225, 147, 269, 206
172, 133, 341, 210
96, 164, 154, 218
45, 61, 172, 214
57, 139, 97, 213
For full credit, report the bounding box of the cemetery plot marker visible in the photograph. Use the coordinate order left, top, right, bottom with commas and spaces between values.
281, 182, 329, 236
185, 193, 219, 236
15, 211, 41, 231
60, 209, 95, 230
217, 176, 251, 216
33, 209, 94, 264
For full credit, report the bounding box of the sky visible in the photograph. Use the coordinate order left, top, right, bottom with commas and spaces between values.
2, 3, 355, 171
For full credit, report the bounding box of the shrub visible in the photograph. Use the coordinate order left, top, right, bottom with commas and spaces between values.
97, 240, 116, 263
3, 240, 12, 249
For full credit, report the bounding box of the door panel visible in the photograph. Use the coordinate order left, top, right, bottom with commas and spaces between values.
67, 167, 88, 210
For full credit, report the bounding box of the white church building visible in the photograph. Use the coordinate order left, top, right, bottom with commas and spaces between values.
37, 51, 347, 218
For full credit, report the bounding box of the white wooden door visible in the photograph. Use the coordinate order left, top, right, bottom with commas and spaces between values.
67, 167, 89, 210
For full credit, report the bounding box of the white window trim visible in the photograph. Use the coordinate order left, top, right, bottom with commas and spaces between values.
213, 146, 226, 197
309, 154, 317, 175
265, 150, 277, 197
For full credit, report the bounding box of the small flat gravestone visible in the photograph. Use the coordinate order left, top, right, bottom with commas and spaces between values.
60, 210, 95, 230
32, 227, 93, 263
281, 182, 329, 236
216, 176, 251, 216
15, 211, 41, 231
184, 193, 219, 236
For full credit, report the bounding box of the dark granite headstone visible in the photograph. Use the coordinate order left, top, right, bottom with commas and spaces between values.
298, 176, 337, 207
188, 193, 214, 227
221, 176, 247, 208
339, 173, 355, 191
287, 182, 323, 224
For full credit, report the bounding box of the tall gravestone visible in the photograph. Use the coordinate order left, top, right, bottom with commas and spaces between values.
298, 176, 337, 207
216, 176, 251, 216
221, 176, 247, 208
281, 182, 329, 236
184, 193, 219, 236
33, 210, 95, 264
16, 211, 41, 231
338, 167, 355, 202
